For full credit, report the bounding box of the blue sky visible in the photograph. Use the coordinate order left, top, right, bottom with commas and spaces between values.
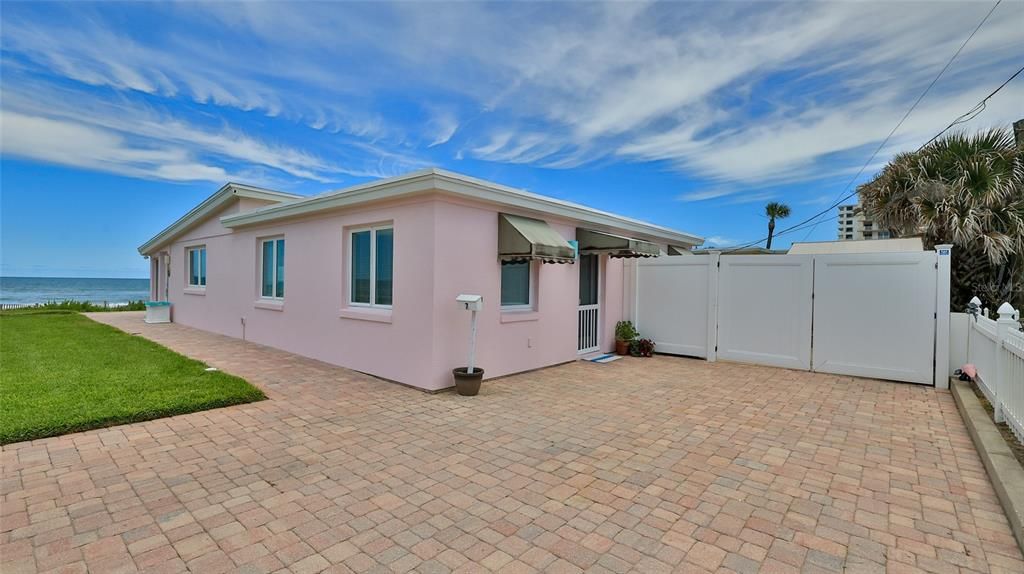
1, 1, 1022, 278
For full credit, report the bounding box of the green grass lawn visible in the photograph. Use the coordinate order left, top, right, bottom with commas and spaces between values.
0, 311, 265, 444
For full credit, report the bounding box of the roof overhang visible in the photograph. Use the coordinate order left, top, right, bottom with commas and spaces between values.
577, 228, 660, 258
220, 169, 703, 248
137, 183, 302, 256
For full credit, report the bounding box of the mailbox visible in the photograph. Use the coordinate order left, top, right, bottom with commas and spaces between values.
456, 293, 483, 312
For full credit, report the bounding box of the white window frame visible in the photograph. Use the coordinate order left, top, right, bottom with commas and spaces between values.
500, 261, 536, 311
186, 245, 207, 289
259, 236, 285, 300
348, 225, 393, 309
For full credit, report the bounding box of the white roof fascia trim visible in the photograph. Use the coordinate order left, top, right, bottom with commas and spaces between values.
432, 172, 703, 246
138, 183, 302, 255
220, 169, 703, 247
219, 170, 438, 226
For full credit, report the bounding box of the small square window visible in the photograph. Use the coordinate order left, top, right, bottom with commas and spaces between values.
501, 262, 532, 308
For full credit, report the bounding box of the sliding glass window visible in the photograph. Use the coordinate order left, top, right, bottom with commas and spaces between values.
350, 226, 393, 307
260, 238, 285, 298
187, 246, 206, 288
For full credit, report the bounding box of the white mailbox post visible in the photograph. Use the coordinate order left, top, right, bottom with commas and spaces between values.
456, 294, 483, 374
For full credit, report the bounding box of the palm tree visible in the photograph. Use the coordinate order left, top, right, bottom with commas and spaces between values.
858, 127, 1024, 310
764, 202, 791, 250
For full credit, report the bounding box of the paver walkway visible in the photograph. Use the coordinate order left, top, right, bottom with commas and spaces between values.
2, 312, 1021, 573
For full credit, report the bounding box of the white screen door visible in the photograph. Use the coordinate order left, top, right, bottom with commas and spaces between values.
578, 254, 600, 353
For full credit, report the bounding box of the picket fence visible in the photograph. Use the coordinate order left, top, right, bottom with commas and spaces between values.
967, 299, 1024, 444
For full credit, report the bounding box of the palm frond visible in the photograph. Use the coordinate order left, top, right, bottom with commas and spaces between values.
857, 125, 1023, 309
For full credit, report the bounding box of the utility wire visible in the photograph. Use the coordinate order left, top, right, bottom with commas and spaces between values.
784, 62, 1023, 246
793, 0, 1004, 244
721, 0, 1005, 252
919, 63, 1024, 149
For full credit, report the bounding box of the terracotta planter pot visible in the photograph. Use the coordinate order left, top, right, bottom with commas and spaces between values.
615, 340, 630, 355
452, 367, 484, 396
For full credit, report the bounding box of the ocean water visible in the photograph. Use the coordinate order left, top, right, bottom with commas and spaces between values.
0, 277, 150, 305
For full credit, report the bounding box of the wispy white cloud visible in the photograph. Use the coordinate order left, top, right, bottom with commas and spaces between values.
621, 80, 1024, 187
2, 0, 1021, 196
704, 235, 737, 247
426, 110, 460, 148
677, 186, 737, 202
0, 110, 230, 183
0, 78, 423, 184
0, 7, 393, 140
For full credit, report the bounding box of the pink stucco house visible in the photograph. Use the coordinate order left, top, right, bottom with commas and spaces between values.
139, 169, 702, 391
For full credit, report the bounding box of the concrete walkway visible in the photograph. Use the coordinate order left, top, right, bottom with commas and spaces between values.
2, 311, 1021, 573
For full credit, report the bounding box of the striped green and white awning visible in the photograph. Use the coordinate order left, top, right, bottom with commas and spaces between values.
576, 228, 660, 258
498, 214, 576, 264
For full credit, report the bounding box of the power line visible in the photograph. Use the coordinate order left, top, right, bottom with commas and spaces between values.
919, 63, 1024, 149
784, 62, 1023, 245
720, 0, 1009, 252
791, 0, 1005, 244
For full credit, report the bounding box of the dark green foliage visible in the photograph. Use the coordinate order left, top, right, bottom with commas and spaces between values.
764, 202, 792, 250
1, 300, 147, 313
615, 320, 638, 341
858, 128, 1023, 310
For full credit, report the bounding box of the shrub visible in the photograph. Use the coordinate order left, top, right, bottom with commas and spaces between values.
615, 320, 638, 342
5, 300, 148, 313
630, 338, 655, 357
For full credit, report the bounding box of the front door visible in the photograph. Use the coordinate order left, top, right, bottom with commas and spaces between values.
578, 254, 600, 353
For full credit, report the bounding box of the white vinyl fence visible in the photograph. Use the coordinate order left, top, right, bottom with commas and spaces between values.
626, 246, 952, 387
716, 256, 813, 370
966, 300, 1024, 443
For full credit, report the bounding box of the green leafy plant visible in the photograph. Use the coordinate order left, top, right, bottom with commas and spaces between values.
858, 127, 1023, 310
614, 320, 638, 342
765, 201, 792, 250
629, 338, 656, 357
0, 300, 146, 314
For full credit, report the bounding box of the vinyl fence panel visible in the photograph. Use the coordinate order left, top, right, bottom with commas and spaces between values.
716, 256, 813, 370
811, 252, 937, 384
632, 248, 951, 387
635, 256, 711, 358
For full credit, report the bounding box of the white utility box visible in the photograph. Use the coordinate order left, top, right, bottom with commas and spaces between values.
145, 301, 171, 324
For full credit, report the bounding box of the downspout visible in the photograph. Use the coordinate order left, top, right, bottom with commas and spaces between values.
163, 251, 171, 302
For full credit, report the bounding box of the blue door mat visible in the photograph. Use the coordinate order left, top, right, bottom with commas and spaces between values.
584, 353, 622, 364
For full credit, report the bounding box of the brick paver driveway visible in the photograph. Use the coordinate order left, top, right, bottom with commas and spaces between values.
3, 312, 1022, 573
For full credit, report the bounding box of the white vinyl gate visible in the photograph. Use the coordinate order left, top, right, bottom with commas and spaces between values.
717, 256, 813, 370
811, 252, 938, 383
631, 248, 951, 386
634, 257, 712, 357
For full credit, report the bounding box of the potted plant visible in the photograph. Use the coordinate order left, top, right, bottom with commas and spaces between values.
630, 338, 655, 357
614, 320, 638, 355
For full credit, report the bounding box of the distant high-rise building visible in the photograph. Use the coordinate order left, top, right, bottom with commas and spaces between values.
837, 203, 890, 241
